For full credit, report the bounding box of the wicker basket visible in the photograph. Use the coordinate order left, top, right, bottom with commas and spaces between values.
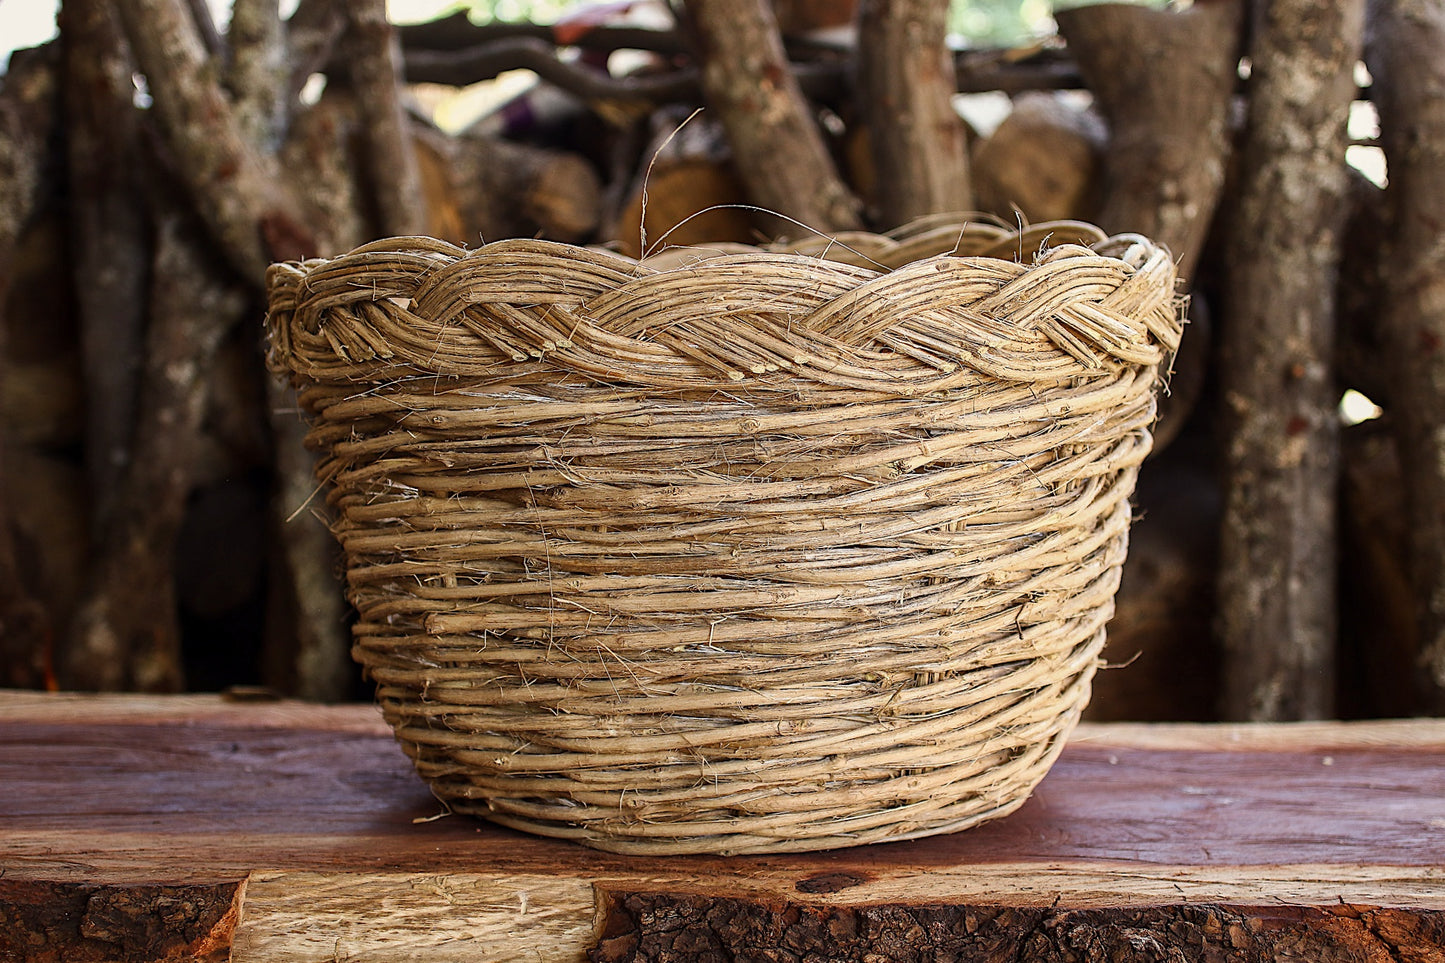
265, 216, 1182, 855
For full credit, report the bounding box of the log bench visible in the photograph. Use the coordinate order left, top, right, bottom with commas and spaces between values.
1, 691, 1442, 962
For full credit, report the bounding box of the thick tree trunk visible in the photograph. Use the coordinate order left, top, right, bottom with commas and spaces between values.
680, 0, 861, 239
65, 215, 248, 691
1055, 0, 1241, 283
62, 0, 151, 530
1215, 0, 1363, 720
1366, 0, 1445, 713
855, 0, 971, 228
0, 45, 61, 689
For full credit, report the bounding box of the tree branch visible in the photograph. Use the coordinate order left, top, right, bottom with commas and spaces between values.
856, 0, 972, 227
227, 0, 287, 150
402, 36, 701, 101
183, 0, 225, 60
62, 0, 152, 532
0, 45, 58, 259
66, 212, 249, 691
397, 23, 1080, 104
113, 0, 312, 281
285, 0, 347, 103
1057, 0, 1242, 454
0, 43, 61, 690
677, 0, 861, 236
1056, 1, 1242, 286
399, 13, 689, 56
346, 0, 427, 237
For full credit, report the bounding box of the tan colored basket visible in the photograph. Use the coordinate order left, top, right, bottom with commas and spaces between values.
265, 216, 1182, 855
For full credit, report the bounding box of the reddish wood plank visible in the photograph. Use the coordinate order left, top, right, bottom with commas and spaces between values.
3, 693, 1443, 883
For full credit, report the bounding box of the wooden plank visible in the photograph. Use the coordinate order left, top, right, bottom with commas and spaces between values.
2, 692, 1444, 962
231, 873, 598, 963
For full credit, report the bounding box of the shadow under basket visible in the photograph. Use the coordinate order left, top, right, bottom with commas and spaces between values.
264, 216, 1183, 855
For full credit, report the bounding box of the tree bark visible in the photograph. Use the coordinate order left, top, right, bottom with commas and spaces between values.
345, 0, 428, 238
226, 0, 287, 151
61, 0, 151, 530
1366, 0, 1445, 713
261, 82, 370, 701
263, 391, 354, 702
421, 124, 605, 245
1056, 0, 1242, 452
0, 47, 57, 260
607, 108, 753, 257
1055, 0, 1241, 283
855, 0, 971, 229
971, 90, 1106, 225
0, 45, 61, 689
65, 215, 249, 691
284, 0, 348, 103
679, 0, 861, 239
396, 14, 1086, 97
112, 0, 312, 280
594, 892, 1445, 963
1215, 0, 1363, 721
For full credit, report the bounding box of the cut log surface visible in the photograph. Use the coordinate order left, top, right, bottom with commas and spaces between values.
1, 692, 1442, 962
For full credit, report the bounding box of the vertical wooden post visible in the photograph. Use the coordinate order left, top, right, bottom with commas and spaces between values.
347, 0, 428, 238
855, 0, 972, 228
1217, 0, 1364, 720
1054, 0, 1242, 287
1366, 0, 1445, 713
679, 0, 862, 238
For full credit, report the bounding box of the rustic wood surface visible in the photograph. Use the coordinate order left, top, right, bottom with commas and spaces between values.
1, 692, 1442, 962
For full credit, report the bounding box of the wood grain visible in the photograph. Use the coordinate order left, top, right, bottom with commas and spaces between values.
2, 692, 1443, 961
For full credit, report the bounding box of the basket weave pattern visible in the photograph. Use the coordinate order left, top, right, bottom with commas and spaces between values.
266, 219, 1181, 855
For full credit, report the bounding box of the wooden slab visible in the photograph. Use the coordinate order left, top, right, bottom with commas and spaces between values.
1, 692, 1443, 961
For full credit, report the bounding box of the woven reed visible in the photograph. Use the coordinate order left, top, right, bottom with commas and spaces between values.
265, 216, 1182, 855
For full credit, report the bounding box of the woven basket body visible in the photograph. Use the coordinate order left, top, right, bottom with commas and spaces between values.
265, 218, 1181, 855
